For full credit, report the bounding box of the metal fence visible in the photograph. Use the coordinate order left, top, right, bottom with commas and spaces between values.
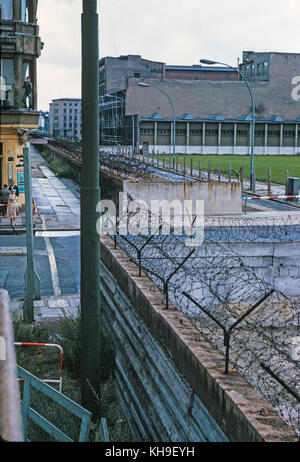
46, 139, 241, 184
18, 365, 92, 442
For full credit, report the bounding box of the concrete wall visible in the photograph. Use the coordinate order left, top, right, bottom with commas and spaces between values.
220, 241, 300, 297
124, 181, 242, 216
147, 145, 299, 155
43, 144, 242, 216
100, 235, 298, 442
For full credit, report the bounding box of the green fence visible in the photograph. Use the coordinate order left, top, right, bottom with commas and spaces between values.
18, 366, 91, 442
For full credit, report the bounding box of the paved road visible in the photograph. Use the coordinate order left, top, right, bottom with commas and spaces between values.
0, 234, 80, 299
242, 195, 300, 212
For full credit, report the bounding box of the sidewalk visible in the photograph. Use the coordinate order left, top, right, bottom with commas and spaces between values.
10, 294, 80, 322
33, 165, 80, 230
5, 147, 81, 314
0, 146, 80, 233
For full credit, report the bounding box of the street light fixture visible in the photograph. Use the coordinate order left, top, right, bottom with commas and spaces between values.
103, 93, 136, 155
138, 82, 176, 168
200, 59, 256, 191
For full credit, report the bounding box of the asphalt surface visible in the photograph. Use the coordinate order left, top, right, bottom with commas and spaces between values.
242, 195, 300, 212
0, 234, 80, 298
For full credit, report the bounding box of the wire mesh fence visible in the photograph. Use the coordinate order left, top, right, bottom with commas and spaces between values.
18, 366, 91, 442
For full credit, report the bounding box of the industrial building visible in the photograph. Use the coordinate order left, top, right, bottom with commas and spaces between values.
99, 52, 300, 154
0, 0, 42, 197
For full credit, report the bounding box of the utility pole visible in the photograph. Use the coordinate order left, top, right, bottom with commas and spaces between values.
81, 0, 101, 416
23, 142, 40, 323
23, 142, 34, 323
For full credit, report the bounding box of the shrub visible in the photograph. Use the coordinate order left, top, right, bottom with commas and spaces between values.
57, 310, 115, 382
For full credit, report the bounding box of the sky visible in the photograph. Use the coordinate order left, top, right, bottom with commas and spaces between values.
37, 0, 300, 111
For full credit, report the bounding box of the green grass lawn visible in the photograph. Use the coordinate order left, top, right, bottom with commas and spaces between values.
154, 154, 300, 185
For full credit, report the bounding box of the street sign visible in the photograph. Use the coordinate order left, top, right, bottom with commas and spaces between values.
30, 139, 48, 145
17, 169, 25, 194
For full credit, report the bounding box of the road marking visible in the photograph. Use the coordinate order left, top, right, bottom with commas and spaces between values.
41, 217, 61, 296
39, 231, 80, 237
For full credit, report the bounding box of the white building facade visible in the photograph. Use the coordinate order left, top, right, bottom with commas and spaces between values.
49, 98, 82, 139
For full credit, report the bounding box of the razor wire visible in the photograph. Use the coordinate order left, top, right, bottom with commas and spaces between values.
100, 190, 300, 437
47, 140, 300, 436
47, 140, 242, 184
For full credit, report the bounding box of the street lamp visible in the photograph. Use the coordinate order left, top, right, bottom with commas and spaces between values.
103, 93, 136, 155
138, 82, 176, 169
200, 59, 256, 191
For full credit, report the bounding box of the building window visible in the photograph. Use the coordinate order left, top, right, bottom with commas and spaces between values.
0, 0, 13, 20
245, 65, 250, 77
221, 130, 234, 136
263, 62, 268, 75
257, 63, 262, 76
237, 130, 248, 136
134, 73, 140, 78
140, 129, 154, 135
251, 64, 255, 76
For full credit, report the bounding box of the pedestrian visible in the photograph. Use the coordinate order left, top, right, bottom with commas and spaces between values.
0, 184, 11, 217
9, 180, 19, 197
23, 76, 33, 109
7, 191, 20, 229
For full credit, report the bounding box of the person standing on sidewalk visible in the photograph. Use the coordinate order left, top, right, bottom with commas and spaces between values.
9, 180, 19, 197
0, 184, 11, 217
7, 191, 20, 229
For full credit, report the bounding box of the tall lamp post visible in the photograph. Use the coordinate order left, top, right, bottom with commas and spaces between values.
138, 82, 176, 169
103, 94, 136, 155
81, 0, 101, 416
200, 59, 256, 191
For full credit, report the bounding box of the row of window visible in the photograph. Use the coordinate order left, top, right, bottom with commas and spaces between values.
140, 128, 298, 138
243, 61, 268, 78
54, 102, 80, 108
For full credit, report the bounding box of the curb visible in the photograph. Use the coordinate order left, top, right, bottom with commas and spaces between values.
0, 247, 27, 256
